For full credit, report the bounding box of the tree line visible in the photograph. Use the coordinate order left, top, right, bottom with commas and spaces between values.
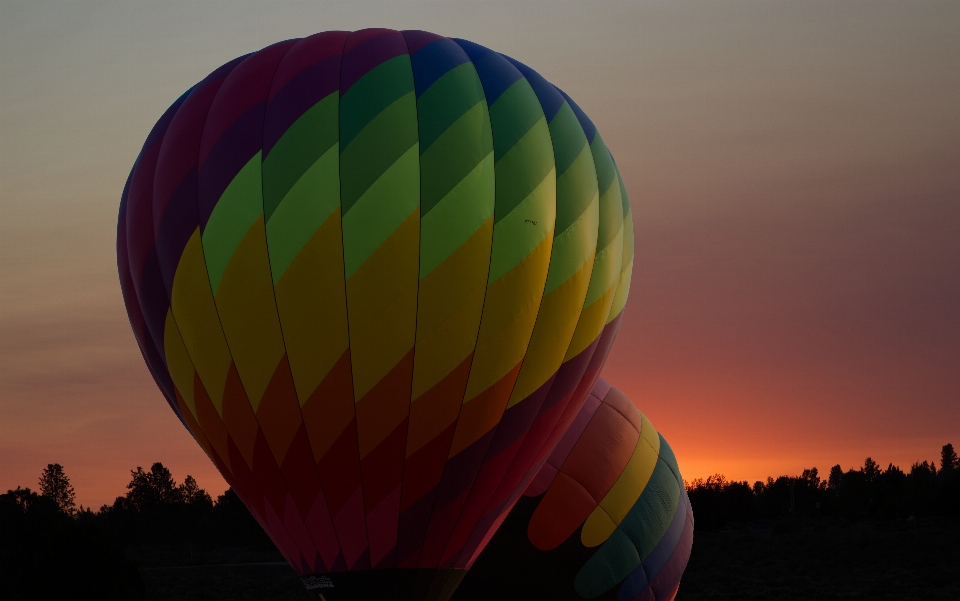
686, 443, 960, 531
1, 462, 276, 600
3, 445, 958, 597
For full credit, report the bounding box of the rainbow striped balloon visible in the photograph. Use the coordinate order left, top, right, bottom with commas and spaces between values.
117, 29, 635, 600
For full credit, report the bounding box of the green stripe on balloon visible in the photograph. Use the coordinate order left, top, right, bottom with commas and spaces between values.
551, 103, 596, 234
417, 63, 487, 154
419, 102, 492, 216
262, 92, 339, 222
541, 99, 599, 296
201, 153, 263, 296
340, 56, 415, 149
574, 528, 642, 598
490, 80, 553, 223
415, 56, 495, 279
264, 144, 340, 284
339, 91, 419, 218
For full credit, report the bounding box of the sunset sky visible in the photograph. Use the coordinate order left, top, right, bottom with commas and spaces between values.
2, 0, 958, 510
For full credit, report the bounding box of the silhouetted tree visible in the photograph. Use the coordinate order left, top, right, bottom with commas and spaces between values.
38, 463, 76, 515
862, 457, 881, 483
180, 474, 213, 507
124, 462, 181, 511
828, 464, 843, 491
941, 444, 958, 472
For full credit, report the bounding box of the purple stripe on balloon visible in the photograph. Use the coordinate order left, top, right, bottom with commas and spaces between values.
645, 500, 693, 601
641, 490, 689, 586
153, 59, 239, 291
153, 62, 238, 235
437, 378, 559, 566
139, 92, 190, 166
479, 334, 605, 506
155, 167, 198, 297
126, 141, 164, 295
137, 248, 171, 352
268, 32, 347, 100
263, 53, 342, 157
488, 373, 558, 458
141, 324, 181, 420
396, 482, 440, 565
432, 427, 498, 511
546, 389, 604, 470
118, 182, 182, 422
538, 313, 623, 454
197, 101, 266, 231
340, 29, 408, 95
198, 41, 295, 168
542, 335, 603, 414
401, 29, 446, 55
629, 585, 656, 601
619, 491, 688, 600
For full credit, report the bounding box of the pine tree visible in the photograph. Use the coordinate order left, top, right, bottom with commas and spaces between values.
941, 443, 958, 472
38, 463, 76, 515
828, 464, 844, 490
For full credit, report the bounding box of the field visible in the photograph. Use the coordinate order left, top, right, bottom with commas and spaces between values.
133, 516, 960, 601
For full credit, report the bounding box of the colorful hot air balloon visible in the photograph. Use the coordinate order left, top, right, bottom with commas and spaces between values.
457, 379, 693, 601
117, 29, 634, 600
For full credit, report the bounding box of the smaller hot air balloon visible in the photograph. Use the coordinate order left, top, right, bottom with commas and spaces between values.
456, 378, 693, 601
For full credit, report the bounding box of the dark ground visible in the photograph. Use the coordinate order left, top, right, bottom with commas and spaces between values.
132, 516, 960, 601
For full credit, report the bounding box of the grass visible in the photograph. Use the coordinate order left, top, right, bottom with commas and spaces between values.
133, 517, 960, 600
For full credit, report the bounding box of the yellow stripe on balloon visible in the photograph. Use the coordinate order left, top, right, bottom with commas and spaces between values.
410, 217, 493, 401
273, 207, 351, 405
506, 253, 594, 407
213, 217, 287, 411
169, 229, 233, 415
345, 209, 420, 401
461, 230, 553, 404
163, 308, 198, 420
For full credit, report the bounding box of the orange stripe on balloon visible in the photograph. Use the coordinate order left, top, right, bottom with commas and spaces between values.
405, 353, 473, 457
447, 362, 523, 458
222, 362, 260, 469
256, 355, 304, 465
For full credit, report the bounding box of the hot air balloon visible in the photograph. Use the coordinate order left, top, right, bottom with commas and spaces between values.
117, 29, 634, 600
457, 378, 693, 601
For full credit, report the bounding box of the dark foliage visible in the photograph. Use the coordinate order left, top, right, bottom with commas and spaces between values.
676, 517, 960, 601
4, 447, 958, 599
0, 487, 143, 600
0, 463, 281, 600
686, 445, 960, 532
95, 462, 276, 552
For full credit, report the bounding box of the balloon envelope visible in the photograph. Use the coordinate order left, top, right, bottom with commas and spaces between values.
458, 378, 693, 601
117, 29, 634, 600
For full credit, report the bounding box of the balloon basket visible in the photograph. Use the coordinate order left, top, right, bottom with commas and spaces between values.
301, 568, 467, 601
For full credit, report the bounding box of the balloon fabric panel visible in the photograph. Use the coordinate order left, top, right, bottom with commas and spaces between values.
413, 38, 556, 572
433, 55, 601, 570
396, 32, 495, 571
448, 89, 629, 570
130, 50, 325, 571
337, 30, 420, 571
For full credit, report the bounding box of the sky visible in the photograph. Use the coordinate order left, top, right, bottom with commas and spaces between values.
1, 0, 958, 509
